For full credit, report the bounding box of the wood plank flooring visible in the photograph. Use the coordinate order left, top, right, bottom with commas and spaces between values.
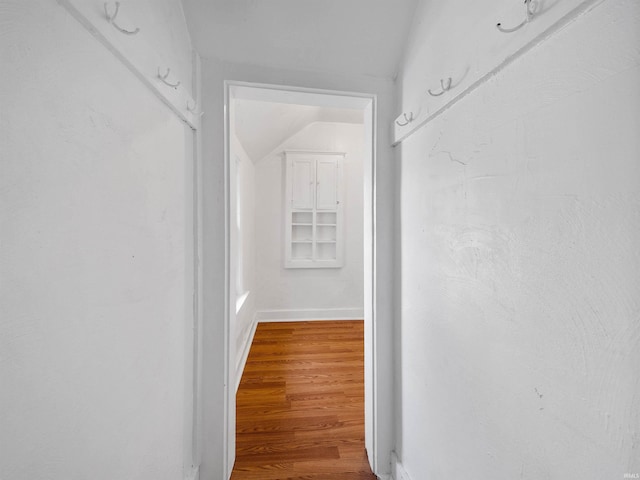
231, 320, 376, 480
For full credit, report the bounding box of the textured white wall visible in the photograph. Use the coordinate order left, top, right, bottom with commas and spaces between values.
0, 1, 195, 479
396, 0, 640, 478
254, 122, 365, 318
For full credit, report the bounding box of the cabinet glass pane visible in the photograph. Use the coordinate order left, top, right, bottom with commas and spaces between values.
292, 212, 313, 224
292, 225, 312, 241
292, 243, 312, 260
316, 225, 336, 241
316, 242, 337, 260
316, 212, 337, 225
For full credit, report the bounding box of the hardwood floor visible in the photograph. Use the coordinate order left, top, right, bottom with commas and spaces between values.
231, 320, 376, 480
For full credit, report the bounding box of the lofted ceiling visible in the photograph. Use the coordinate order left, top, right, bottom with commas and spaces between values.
181, 0, 419, 79
233, 99, 363, 162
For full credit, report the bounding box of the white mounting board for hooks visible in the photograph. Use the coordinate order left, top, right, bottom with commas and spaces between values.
392, 0, 604, 146
58, 0, 198, 130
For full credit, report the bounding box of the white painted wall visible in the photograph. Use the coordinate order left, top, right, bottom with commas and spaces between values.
254, 122, 365, 320
230, 134, 257, 381
395, 0, 640, 478
200, 60, 396, 479
0, 1, 196, 479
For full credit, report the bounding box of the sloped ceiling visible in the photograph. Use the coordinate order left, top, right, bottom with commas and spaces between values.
234, 100, 363, 162
181, 0, 419, 79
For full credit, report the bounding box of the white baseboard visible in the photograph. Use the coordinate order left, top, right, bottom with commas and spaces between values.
391, 452, 413, 480
255, 307, 364, 322
184, 466, 199, 480
235, 315, 258, 392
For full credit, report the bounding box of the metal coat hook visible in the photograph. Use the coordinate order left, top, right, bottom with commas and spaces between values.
187, 100, 204, 117
497, 0, 538, 33
428, 77, 453, 97
157, 67, 180, 89
395, 112, 414, 127
104, 2, 140, 35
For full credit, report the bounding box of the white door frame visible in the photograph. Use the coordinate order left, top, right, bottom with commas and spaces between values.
222, 80, 379, 477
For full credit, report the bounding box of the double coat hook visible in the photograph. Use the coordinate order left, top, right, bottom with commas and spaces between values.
157, 67, 180, 89
395, 112, 414, 127
187, 100, 204, 117
428, 77, 453, 97
497, 0, 538, 33
104, 2, 140, 35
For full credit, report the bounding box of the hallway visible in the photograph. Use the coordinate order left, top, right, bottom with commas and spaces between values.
231, 321, 375, 480
2, 0, 639, 479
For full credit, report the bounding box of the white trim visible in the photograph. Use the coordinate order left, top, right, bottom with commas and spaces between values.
390, 452, 413, 480
235, 315, 258, 392
284, 149, 347, 156
188, 49, 204, 480
235, 291, 250, 315
223, 80, 233, 479
224, 80, 377, 478
230, 81, 375, 105
255, 308, 364, 322
365, 94, 378, 475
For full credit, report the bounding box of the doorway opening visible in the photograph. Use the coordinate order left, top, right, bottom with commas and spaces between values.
223, 82, 376, 477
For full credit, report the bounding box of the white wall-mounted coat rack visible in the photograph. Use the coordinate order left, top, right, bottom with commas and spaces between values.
392, 0, 603, 146
58, 0, 199, 130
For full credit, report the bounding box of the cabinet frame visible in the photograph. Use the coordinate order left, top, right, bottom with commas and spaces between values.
284, 150, 345, 269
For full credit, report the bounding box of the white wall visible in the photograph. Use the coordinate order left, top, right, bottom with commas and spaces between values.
254, 122, 365, 320
0, 1, 196, 479
200, 59, 396, 479
230, 134, 257, 381
395, 0, 640, 478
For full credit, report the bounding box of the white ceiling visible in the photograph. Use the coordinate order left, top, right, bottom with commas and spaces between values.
233, 99, 363, 162
181, 0, 419, 79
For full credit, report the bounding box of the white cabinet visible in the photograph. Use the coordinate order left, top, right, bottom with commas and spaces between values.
284, 151, 344, 268
315, 157, 340, 210
291, 157, 315, 210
